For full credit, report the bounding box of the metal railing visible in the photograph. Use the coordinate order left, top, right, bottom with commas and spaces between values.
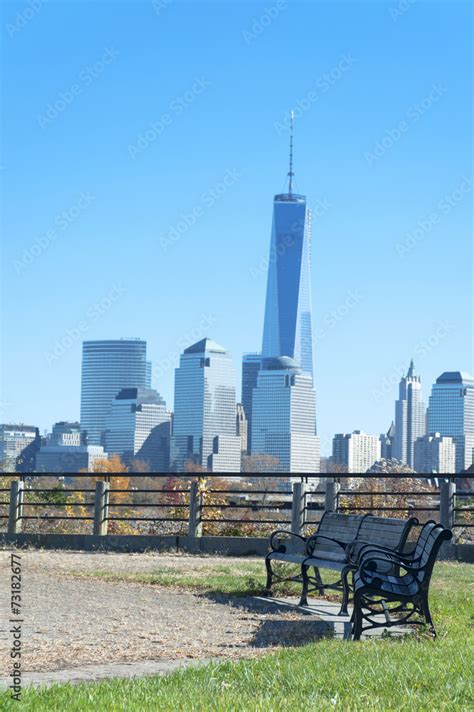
0, 473, 472, 542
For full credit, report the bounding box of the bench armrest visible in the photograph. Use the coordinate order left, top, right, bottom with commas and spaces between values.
351, 541, 414, 565
269, 529, 307, 552
358, 547, 420, 568
305, 533, 349, 557
359, 554, 422, 586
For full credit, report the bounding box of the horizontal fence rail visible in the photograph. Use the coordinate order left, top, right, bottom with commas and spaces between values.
0, 474, 472, 544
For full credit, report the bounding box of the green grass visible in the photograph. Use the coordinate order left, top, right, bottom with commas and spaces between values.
62, 560, 309, 596
2, 562, 473, 711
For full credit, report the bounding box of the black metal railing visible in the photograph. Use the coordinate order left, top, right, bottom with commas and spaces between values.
0, 473, 472, 541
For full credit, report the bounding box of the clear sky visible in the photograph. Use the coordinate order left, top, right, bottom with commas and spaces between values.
1, 0, 472, 455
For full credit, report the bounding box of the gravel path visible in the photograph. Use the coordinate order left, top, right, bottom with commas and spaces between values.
0, 550, 326, 677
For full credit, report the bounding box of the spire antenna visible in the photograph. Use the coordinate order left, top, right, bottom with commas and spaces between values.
288, 110, 295, 196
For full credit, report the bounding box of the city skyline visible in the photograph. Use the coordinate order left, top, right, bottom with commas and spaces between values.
2, 1, 472, 455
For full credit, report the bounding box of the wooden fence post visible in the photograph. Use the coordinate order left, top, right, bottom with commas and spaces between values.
188, 481, 203, 538
93, 480, 109, 536
325, 478, 339, 513
8, 480, 24, 535
291, 481, 306, 536
439, 479, 456, 529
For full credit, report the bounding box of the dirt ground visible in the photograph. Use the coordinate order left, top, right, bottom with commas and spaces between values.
0, 549, 328, 674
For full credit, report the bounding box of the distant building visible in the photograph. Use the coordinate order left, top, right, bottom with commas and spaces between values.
171, 339, 241, 472
241, 353, 261, 452
146, 361, 152, 388
236, 404, 248, 454
393, 360, 426, 468
0, 424, 40, 472
379, 421, 395, 460
50, 422, 82, 447
36, 445, 107, 473
427, 371, 474, 473
80, 339, 148, 446
332, 431, 381, 473
105, 387, 171, 471
414, 433, 456, 474
251, 356, 320, 474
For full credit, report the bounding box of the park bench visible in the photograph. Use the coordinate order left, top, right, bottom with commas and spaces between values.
265, 511, 418, 613
351, 520, 452, 639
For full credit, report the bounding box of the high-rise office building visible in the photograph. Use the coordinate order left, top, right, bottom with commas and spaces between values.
261, 114, 314, 379
80, 339, 147, 445
36, 445, 106, 473
427, 371, 474, 473
241, 353, 261, 451
332, 431, 381, 473
170, 338, 241, 472
393, 360, 425, 468
379, 421, 395, 460
0, 424, 40, 472
251, 357, 320, 474
50, 421, 82, 446
146, 361, 152, 388
105, 387, 171, 471
414, 433, 456, 474
236, 403, 248, 454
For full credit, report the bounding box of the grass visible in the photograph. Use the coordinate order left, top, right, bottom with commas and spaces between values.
61, 560, 309, 596
2, 562, 473, 711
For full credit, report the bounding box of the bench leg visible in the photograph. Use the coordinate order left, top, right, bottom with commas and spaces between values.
299, 564, 310, 606
265, 556, 273, 593
351, 593, 363, 641
339, 567, 352, 616
420, 594, 436, 638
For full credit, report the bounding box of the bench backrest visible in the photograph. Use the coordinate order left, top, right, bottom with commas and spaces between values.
412, 521, 452, 585
355, 515, 417, 556
317, 511, 366, 543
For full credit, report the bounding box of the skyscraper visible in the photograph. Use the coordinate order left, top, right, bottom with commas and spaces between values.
261, 113, 314, 378
170, 338, 241, 472
241, 352, 261, 451
0, 424, 40, 472
427, 371, 474, 473
414, 433, 456, 474
80, 339, 147, 445
379, 421, 395, 460
332, 431, 381, 473
251, 356, 320, 474
105, 387, 171, 471
393, 360, 425, 468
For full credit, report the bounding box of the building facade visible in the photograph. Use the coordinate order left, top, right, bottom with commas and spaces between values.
36, 445, 107, 473
170, 338, 241, 473
414, 433, 456, 474
427, 371, 474, 473
0, 424, 39, 472
393, 360, 426, 468
379, 421, 395, 460
50, 421, 82, 447
236, 403, 248, 454
251, 357, 320, 474
105, 387, 171, 471
241, 352, 261, 452
332, 431, 381, 473
80, 339, 148, 446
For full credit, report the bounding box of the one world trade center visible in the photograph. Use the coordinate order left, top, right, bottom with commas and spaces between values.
261, 113, 314, 377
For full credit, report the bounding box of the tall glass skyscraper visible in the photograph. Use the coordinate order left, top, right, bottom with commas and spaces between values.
241, 352, 262, 452
261, 116, 314, 378
171, 338, 241, 472
393, 360, 425, 468
427, 371, 474, 473
80, 339, 147, 445
251, 356, 319, 474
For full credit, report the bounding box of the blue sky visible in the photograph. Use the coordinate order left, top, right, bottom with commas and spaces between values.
1, 0, 472, 455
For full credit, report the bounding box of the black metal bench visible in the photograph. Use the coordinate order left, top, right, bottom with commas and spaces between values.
265, 511, 417, 613
351, 520, 452, 639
